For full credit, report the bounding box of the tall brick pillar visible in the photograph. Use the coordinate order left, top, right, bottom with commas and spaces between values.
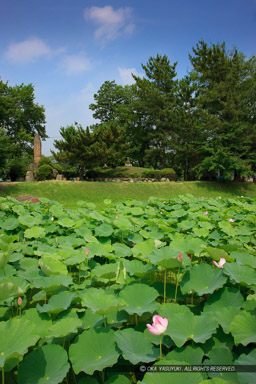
34, 134, 42, 164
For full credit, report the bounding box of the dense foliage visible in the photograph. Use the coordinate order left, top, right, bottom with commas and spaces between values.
0, 79, 47, 180
53, 41, 256, 181
0, 194, 255, 383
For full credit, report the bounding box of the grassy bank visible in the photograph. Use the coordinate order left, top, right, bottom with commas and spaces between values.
1, 180, 256, 208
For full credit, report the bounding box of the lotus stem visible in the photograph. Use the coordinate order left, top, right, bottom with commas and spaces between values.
2, 368, 4, 384
102, 316, 107, 327
159, 334, 163, 360
78, 264, 81, 284
164, 269, 167, 304
175, 268, 180, 303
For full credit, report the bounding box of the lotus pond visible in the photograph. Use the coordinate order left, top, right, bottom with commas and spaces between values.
0, 194, 256, 384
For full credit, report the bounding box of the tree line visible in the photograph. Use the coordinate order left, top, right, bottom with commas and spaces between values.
53, 40, 256, 181
1, 40, 256, 181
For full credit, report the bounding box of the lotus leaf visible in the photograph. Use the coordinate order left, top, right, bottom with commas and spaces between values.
39, 257, 68, 276
203, 287, 244, 314
0, 281, 23, 302
165, 311, 218, 347
18, 215, 41, 227
37, 291, 76, 314
94, 223, 114, 237
17, 344, 70, 384
230, 311, 256, 345
22, 308, 52, 338
165, 345, 204, 365
213, 307, 241, 334
47, 317, 82, 338
114, 328, 159, 364
69, 328, 119, 375
180, 264, 227, 296
113, 243, 132, 257
223, 263, 256, 286
24, 226, 46, 239
235, 349, 256, 384
0, 252, 9, 269
0, 318, 40, 368
81, 288, 126, 315
57, 217, 75, 227
119, 283, 159, 315
204, 348, 239, 384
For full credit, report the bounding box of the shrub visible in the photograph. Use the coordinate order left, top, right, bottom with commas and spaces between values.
38, 156, 53, 168
36, 164, 53, 181
143, 168, 176, 181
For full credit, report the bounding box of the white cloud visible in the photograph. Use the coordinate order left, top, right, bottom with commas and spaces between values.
84, 6, 134, 42
5, 37, 52, 64
118, 67, 143, 85
61, 53, 92, 75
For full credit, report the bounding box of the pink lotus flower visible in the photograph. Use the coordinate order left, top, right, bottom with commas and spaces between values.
205, 211, 208, 215
85, 248, 89, 256
177, 252, 183, 262
17, 297, 22, 306
146, 315, 168, 335
228, 218, 235, 222
116, 215, 119, 219
213, 258, 226, 268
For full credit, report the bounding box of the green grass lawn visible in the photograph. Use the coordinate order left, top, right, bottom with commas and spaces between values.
1, 180, 256, 208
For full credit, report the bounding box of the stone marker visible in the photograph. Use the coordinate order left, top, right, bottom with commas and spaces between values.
34, 134, 42, 164
125, 157, 132, 167
25, 171, 34, 182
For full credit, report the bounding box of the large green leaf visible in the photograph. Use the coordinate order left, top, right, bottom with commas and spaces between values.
113, 243, 132, 257
148, 247, 183, 269
18, 215, 41, 227
223, 263, 256, 286
32, 275, 73, 290
204, 348, 239, 384
37, 291, 76, 314
22, 308, 52, 338
230, 311, 256, 345
81, 288, 126, 315
0, 281, 23, 301
47, 317, 82, 338
165, 311, 218, 348
180, 264, 227, 296
17, 344, 70, 384
24, 226, 46, 239
119, 283, 159, 315
39, 257, 68, 276
94, 223, 114, 237
235, 349, 256, 384
213, 307, 241, 334
0, 252, 10, 269
0, 318, 40, 368
203, 287, 244, 314
114, 328, 158, 364
165, 345, 204, 365
69, 328, 119, 375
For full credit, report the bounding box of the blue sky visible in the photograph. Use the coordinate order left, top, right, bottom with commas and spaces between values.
1, 0, 256, 155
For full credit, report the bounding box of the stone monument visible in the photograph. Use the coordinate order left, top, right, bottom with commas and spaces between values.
26, 134, 42, 182
34, 134, 42, 164
125, 157, 132, 167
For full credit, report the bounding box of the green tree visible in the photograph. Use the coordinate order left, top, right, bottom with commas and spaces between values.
0, 78, 46, 179
189, 41, 256, 179
132, 54, 178, 168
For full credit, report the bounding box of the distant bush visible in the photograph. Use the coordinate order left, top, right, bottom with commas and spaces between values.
142, 168, 176, 181
38, 156, 53, 168
36, 164, 53, 181
86, 166, 176, 180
